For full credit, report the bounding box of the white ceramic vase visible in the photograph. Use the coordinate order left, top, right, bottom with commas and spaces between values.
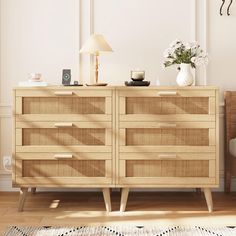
176, 63, 194, 86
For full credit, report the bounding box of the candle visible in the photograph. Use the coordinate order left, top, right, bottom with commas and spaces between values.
131, 70, 145, 79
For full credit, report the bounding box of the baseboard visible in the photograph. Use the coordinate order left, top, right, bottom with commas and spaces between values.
1, 174, 236, 192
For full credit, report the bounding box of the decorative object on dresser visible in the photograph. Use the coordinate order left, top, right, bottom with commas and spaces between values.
224, 91, 236, 192
13, 87, 114, 212
18, 73, 48, 87
80, 34, 113, 86
125, 70, 150, 86
62, 69, 71, 85
163, 39, 208, 86
12, 86, 219, 212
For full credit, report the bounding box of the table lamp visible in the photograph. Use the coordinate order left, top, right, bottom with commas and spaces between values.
80, 34, 113, 86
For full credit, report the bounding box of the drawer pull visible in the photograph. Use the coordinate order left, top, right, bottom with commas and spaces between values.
54, 91, 73, 96
159, 123, 177, 128
159, 154, 177, 159
158, 91, 177, 96
54, 123, 73, 127
54, 154, 73, 159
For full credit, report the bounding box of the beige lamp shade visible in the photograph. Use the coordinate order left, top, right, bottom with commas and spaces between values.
80, 34, 113, 54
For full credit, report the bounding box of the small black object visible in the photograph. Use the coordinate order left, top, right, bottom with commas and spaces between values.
125, 81, 150, 86
62, 69, 71, 85
131, 78, 144, 82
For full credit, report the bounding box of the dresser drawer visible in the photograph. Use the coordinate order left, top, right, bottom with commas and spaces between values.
15, 156, 112, 186
119, 89, 216, 122
118, 152, 216, 186
15, 89, 112, 122
15, 122, 112, 153
119, 122, 216, 153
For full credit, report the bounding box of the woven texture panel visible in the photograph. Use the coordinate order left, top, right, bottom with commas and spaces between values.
126, 128, 209, 146
23, 128, 105, 146
23, 97, 105, 114
126, 97, 209, 114
126, 160, 209, 177
22, 160, 106, 177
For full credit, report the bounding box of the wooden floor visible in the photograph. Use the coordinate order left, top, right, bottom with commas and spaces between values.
0, 191, 236, 235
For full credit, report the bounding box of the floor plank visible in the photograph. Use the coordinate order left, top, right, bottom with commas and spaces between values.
0, 191, 236, 235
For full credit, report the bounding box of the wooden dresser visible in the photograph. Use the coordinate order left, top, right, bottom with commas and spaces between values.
117, 87, 219, 212
13, 87, 115, 212
13, 86, 219, 212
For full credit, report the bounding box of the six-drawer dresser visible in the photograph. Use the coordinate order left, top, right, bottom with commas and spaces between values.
13, 86, 219, 212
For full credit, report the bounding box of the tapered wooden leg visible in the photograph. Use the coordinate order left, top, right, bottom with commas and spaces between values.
203, 188, 213, 213
102, 188, 111, 212
31, 187, 36, 194
120, 188, 129, 212
18, 188, 28, 212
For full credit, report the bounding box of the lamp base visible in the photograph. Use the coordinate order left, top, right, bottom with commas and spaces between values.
86, 83, 108, 86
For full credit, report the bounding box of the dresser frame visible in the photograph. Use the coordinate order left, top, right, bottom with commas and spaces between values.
12, 86, 219, 212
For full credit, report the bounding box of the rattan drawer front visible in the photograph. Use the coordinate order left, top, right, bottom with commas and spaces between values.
119, 89, 216, 122
118, 158, 216, 186
15, 89, 112, 122
119, 127, 215, 148
15, 159, 112, 186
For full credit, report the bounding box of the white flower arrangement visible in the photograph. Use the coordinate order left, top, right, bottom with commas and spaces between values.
163, 39, 208, 69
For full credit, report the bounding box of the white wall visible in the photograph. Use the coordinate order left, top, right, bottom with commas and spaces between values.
0, 0, 235, 190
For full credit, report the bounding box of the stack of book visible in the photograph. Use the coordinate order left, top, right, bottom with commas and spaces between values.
19, 73, 48, 87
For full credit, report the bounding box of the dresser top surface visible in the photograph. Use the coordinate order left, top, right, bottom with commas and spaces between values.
13, 85, 219, 90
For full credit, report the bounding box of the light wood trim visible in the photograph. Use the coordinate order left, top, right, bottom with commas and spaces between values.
105, 97, 112, 115
16, 146, 112, 153
105, 129, 112, 146
12, 90, 16, 185
215, 89, 220, 186
16, 152, 112, 160
120, 188, 129, 212
16, 89, 112, 97
158, 123, 177, 128
102, 188, 112, 212
120, 146, 216, 153
119, 121, 215, 129
119, 153, 216, 160
54, 91, 73, 96
119, 177, 216, 185
18, 188, 28, 212
15, 129, 22, 146
112, 90, 116, 185
54, 154, 73, 159
16, 177, 112, 185
158, 154, 177, 160
209, 160, 216, 178
209, 97, 216, 115
115, 90, 119, 185
16, 114, 112, 122
54, 123, 73, 128
119, 97, 126, 115
119, 89, 215, 97
105, 160, 112, 178
203, 188, 213, 212
157, 91, 177, 96
209, 129, 216, 146
119, 160, 126, 178
120, 114, 215, 122
16, 121, 111, 129
15, 97, 22, 115
119, 129, 126, 146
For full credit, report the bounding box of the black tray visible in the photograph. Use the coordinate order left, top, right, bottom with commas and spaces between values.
125, 81, 150, 86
